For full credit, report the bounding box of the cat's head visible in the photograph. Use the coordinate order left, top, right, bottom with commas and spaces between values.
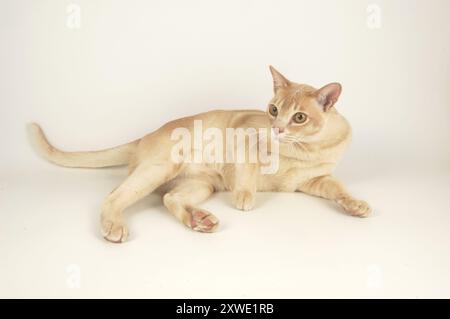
267, 66, 342, 144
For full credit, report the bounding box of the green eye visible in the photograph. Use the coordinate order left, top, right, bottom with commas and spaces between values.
293, 112, 307, 124
269, 105, 278, 116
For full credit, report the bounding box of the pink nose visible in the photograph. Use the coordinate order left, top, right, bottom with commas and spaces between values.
272, 127, 285, 134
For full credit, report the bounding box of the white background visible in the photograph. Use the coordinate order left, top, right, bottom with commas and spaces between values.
1, 0, 449, 298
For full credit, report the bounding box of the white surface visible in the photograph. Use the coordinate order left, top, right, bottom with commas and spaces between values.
1, 164, 450, 298
1, 0, 450, 298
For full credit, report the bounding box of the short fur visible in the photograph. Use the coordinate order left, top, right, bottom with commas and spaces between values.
29, 66, 371, 243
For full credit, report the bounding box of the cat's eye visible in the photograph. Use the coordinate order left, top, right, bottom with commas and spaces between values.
292, 112, 307, 124
269, 105, 278, 117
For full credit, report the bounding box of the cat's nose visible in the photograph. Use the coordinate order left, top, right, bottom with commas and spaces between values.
272, 126, 285, 134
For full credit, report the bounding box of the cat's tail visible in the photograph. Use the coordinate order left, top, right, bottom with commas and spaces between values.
27, 123, 140, 168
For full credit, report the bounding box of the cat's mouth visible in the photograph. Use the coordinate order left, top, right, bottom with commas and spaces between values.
273, 136, 295, 145
271, 128, 295, 144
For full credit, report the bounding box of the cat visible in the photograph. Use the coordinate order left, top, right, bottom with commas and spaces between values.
28, 66, 371, 243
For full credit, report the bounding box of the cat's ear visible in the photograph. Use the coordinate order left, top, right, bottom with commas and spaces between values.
315, 83, 342, 112
269, 65, 291, 93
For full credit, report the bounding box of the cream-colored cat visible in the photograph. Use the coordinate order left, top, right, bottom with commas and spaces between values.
29, 66, 371, 243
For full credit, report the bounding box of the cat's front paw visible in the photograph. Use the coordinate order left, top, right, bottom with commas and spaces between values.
101, 218, 129, 243
337, 197, 372, 217
232, 190, 255, 211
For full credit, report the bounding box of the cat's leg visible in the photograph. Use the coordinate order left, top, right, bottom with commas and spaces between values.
163, 179, 218, 232
232, 163, 258, 211
101, 162, 179, 243
298, 175, 372, 217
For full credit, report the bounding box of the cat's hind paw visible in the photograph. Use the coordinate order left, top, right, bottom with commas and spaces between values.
186, 207, 219, 233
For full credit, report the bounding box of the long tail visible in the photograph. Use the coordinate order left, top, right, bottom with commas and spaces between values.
27, 123, 140, 168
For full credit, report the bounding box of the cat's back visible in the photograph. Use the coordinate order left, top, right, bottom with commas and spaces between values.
195, 109, 269, 130
157, 109, 267, 131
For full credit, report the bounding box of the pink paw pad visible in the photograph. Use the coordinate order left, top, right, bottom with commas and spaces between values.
188, 208, 219, 233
